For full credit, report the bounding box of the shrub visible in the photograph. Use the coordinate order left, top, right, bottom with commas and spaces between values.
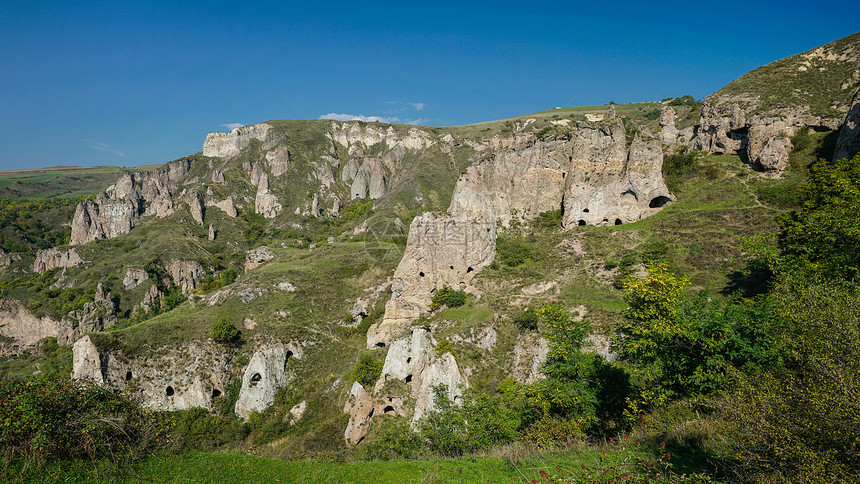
0, 377, 168, 469
357, 419, 425, 460
173, 407, 248, 451
495, 236, 531, 267
352, 354, 382, 388
210, 318, 241, 345
434, 338, 456, 357
514, 307, 539, 331
429, 286, 467, 311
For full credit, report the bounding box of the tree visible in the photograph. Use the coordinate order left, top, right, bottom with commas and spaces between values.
210, 318, 241, 345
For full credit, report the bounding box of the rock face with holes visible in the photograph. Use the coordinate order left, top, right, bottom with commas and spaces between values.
690, 32, 860, 172
367, 213, 496, 348
234, 345, 300, 420
562, 127, 672, 227
72, 339, 233, 411
377, 329, 467, 424
123, 268, 149, 290
345, 327, 467, 440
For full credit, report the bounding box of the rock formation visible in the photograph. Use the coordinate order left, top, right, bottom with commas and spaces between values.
691, 32, 859, 172
343, 382, 374, 444
123, 268, 149, 290
71, 336, 104, 384
245, 246, 275, 271
165, 259, 205, 292
367, 213, 496, 348
33, 248, 83, 273
234, 345, 300, 420
72, 338, 235, 411
202, 123, 284, 158
70, 159, 192, 245
834, 92, 860, 162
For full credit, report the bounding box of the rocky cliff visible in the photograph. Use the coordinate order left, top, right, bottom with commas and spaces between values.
834, 92, 860, 162
691, 31, 860, 172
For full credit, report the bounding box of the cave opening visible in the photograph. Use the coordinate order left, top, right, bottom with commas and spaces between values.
649, 196, 672, 208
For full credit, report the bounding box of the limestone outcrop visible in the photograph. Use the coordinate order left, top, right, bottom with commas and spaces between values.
234, 345, 300, 420
834, 92, 860, 162
72, 339, 234, 411
512, 333, 549, 384
0, 298, 63, 349
347, 327, 467, 439
690, 32, 859, 173
343, 382, 374, 444
70, 159, 192, 245
327, 122, 432, 155
71, 336, 104, 384
33, 248, 83, 273
165, 259, 205, 292
367, 213, 496, 348
563, 129, 673, 227
123, 268, 149, 290
203, 123, 284, 158
187, 192, 205, 225
245, 246, 275, 271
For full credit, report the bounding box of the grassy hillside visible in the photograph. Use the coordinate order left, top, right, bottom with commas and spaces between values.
707, 31, 860, 118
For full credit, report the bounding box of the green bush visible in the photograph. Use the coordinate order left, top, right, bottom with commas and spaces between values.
352, 354, 382, 388
514, 307, 539, 331
495, 236, 531, 267
173, 407, 249, 451
434, 338, 457, 357
429, 286, 467, 311
0, 377, 168, 470
357, 419, 425, 460
210, 318, 242, 346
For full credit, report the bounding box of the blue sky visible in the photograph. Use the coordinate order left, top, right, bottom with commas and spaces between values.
1, 1, 858, 170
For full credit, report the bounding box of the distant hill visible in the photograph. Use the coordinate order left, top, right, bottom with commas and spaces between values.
0, 164, 159, 199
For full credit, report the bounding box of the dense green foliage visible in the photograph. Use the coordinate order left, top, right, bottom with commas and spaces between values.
713, 154, 860, 481
494, 235, 531, 267
429, 285, 467, 311
0, 378, 168, 478
352, 353, 382, 388
0, 197, 82, 252
618, 263, 780, 402
210, 318, 242, 345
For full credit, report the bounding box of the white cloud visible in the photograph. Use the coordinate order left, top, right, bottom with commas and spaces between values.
85, 140, 126, 158
404, 118, 430, 126
219, 123, 244, 131
385, 101, 426, 112
319, 113, 399, 123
